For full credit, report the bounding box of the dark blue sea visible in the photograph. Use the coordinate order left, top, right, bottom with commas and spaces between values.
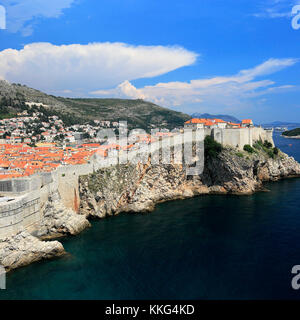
0, 131, 300, 300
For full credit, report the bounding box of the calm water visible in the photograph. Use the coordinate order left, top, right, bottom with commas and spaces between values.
1, 132, 300, 300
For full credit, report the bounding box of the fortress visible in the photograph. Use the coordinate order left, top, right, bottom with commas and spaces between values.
0, 125, 274, 239
209, 127, 273, 150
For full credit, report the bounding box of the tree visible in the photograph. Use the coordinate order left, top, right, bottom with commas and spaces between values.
83, 132, 91, 139
243, 144, 254, 153
204, 136, 222, 158
263, 141, 273, 149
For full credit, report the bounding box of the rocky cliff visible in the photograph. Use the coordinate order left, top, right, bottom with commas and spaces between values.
79, 147, 300, 217
35, 191, 91, 240
0, 191, 90, 272
1, 145, 300, 272
0, 231, 65, 272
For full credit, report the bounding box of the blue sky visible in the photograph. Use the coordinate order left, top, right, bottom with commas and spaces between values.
0, 0, 300, 123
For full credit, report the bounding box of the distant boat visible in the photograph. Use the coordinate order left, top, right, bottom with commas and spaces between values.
289, 144, 292, 147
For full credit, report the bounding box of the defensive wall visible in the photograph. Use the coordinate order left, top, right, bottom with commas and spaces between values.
0, 127, 273, 238
211, 127, 274, 150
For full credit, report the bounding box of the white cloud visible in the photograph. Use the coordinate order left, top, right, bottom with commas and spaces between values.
0, 42, 197, 93
253, 0, 300, 19
1, 0, 75, 36
91, 58, 298, 112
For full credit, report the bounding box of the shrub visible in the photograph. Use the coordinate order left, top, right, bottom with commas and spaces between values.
243, 144, 254, 153
263, 141, 273, 149
267, 149, 274, 158
273, 147, 279, 155
253, 141, 263, 150
236, 152, 244, 158
204, 136, 222, 158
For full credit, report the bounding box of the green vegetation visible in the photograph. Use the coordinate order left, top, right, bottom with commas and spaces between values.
0, 81, 192, 131
253, 141, 263, 150
253, 140, 278, 159
204, 136, 222, 158
236, 152, 244, 158
0, 80, 191, 131
282, 128, 300, 137
243, 144, 254, 153
55, 97, 190, 130
263, 141, 273, 149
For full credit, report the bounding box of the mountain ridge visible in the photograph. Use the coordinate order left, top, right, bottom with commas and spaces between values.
0, 80, 190, 130
261, 121, 300, 128
191, 112, 241, 123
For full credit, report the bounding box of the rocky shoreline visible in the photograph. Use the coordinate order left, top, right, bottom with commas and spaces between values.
0, 191, 90, 272
1, 146, 300, 272
79, 147, 300, 217
0, 231, 65, 272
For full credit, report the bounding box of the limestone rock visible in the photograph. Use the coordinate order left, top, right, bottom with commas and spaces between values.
36, 191, 91, 239
0, 231, 65, 272
79, 147, 300, 217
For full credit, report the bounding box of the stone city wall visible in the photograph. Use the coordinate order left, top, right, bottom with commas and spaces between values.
0, 128, 273, 238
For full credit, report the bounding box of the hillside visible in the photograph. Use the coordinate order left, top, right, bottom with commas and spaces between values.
0, 80, 190, 130
282, 128, 300, 137
191, 113, 240, 123
261, 121, 300, 129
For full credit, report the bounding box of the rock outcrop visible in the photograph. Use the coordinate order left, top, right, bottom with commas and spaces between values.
79, 147, 300, 217
35, 191, 91, 240
0, 191, 90, 272
0, 231, 65, 272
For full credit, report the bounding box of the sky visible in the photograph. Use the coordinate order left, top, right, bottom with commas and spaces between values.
0, 0, 300, 123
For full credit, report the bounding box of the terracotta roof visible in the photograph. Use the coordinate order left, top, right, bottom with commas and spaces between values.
242, 119, 253, 124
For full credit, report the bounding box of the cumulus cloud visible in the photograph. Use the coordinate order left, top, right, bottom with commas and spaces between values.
1, 0, 75, 36
0, 42, 197, 93
91, 58, 298, 112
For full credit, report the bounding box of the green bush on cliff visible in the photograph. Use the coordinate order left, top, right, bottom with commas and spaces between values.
263, 141, 273, 149
253, 140, 263, 150
243, 144, 254, 153
267, 149, 275, 158
254, 140, 277, 158
204, 136, 222, 158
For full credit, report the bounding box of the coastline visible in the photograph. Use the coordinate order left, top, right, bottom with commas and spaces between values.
282, 135, 300, 139
1, 146, 300, 272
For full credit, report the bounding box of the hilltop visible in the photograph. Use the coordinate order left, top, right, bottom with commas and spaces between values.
261, 121, 300, 129
191, 113, 241, 123
0, 80, 190, 130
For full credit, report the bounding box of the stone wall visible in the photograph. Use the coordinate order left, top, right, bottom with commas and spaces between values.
212, 127, 274, 150
0, 128, 274, 238
0, 191, 41, 238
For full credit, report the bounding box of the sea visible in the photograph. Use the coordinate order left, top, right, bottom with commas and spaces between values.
0, 131, 300, 300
